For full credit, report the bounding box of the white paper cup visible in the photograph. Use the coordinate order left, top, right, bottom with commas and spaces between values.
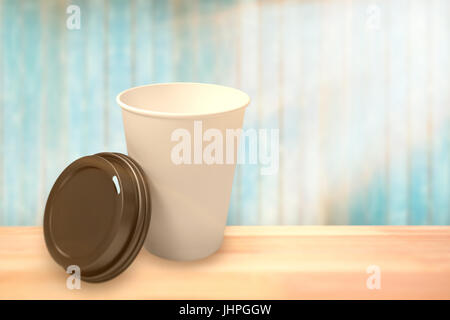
117, 83, 250, 260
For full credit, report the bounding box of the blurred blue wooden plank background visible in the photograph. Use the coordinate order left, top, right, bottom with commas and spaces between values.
0, 0, 449, 226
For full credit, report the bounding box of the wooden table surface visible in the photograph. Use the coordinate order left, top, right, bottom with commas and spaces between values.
0, 226, 449, 299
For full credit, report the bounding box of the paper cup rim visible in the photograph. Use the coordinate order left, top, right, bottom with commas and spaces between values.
117, 82, 250, 119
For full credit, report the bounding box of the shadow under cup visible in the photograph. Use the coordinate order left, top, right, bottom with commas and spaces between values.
117, 83, 250, 261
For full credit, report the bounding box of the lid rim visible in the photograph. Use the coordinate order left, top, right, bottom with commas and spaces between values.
83, 153, 151, 283
116, 82, 250, 119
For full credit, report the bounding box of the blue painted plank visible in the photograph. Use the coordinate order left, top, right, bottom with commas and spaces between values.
134, 0, 153, 86
3, 0, 23, 225
430, 0, 450, 225
67, 0, 85, 162
82, 0, 105, 155
347, 0, 370, 225
107, 0, 131, 153
386, 0, 409, 225
295, 0, 321, 225
280, 0, 304, 225
258, 1, 281, 225
153, 0, 172, 83
42, 1, 70, 220
172, 0, 196, 82
234, 0, 259, 225
21, 0, 42, 225
409, 0, 430, 225
196, 0, 217, 84
0, 1, 4, 223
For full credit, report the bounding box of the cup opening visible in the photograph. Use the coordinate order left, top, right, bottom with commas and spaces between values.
117, 82, 250, 119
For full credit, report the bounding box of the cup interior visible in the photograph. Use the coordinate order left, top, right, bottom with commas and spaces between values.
117, 83, 250, 118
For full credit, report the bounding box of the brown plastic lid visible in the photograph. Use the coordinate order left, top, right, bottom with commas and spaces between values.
43, 152, 151, 282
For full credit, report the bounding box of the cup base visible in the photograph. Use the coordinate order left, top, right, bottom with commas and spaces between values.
144, 237, 224, 261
